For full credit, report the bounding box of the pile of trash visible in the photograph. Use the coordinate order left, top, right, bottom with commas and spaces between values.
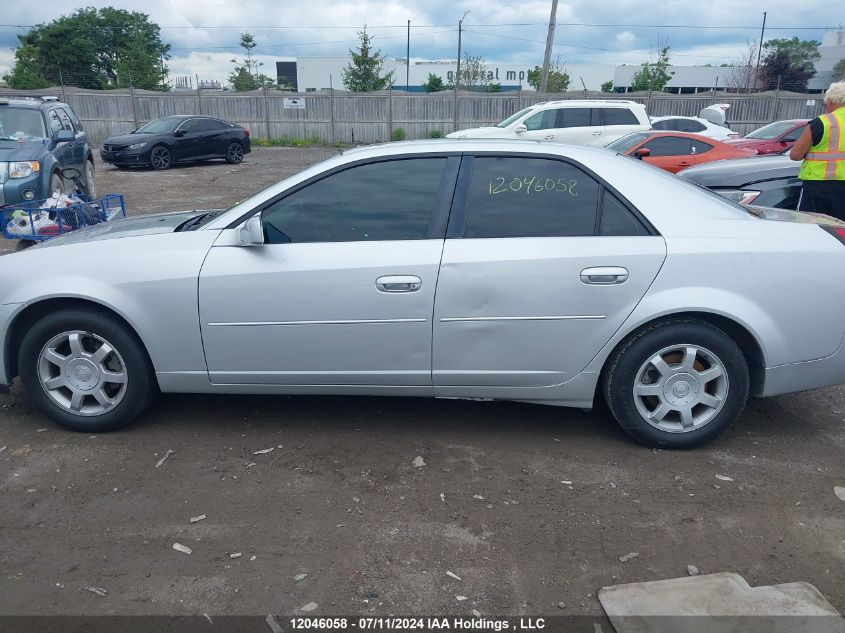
5, 192, 104, 238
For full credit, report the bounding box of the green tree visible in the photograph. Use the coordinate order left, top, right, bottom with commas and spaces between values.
3, 44, 51, 89
834, 59, 845, 80
760, 38, 821, 92
487, 83, 502, 92
4, 7, 169, 90
601, 80, 615, 93
526, 61, 570, 92
422, 72, 446, 92
229, 32, 274, 91
342, 29, 394, 92
630, 46, 674, 92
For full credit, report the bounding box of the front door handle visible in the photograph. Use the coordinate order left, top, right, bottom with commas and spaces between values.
543, 134, 555, 141
376, 275, 422, 293
580, 266, 629, 285
592, 131, 603, 135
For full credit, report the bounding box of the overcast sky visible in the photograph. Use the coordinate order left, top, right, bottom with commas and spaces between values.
0, 1, 837, 84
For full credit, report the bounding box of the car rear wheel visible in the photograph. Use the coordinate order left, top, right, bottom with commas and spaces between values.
18, 308, 158, 432
225, 142, 245, 164
603, 319, 749, 449
83, 159, 96, 198
150, 145, 172, 170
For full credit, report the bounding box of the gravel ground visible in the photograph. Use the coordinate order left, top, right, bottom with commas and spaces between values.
0, 148, 843, 622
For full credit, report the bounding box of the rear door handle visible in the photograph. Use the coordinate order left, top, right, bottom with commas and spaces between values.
592, 131, 603, 135
376, 275, 422, 293
580, 266, 629, 285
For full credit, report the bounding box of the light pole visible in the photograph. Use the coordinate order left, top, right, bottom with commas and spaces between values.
540, 0, 559, 93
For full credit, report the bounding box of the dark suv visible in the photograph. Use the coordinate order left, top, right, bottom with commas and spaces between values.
0, 96, 95, 206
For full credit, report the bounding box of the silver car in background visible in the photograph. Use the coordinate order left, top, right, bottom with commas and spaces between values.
1, 139, 844, 449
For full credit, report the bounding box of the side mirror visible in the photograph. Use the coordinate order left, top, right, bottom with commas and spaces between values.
634, 148, 651, 160
238, 215, 264, 246
174, 130, 186, 137
513, 124, 528, 134
61, 167, 81, 180
56, 130, 75, 142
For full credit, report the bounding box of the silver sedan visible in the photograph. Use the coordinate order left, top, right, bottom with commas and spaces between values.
1, 139, 843, 448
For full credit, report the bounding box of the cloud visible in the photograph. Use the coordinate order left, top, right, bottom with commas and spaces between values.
0, 0, 834, 82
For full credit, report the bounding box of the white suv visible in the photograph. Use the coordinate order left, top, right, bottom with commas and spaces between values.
447, 100, 650, 146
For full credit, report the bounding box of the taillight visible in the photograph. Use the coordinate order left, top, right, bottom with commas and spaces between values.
244, 128, 250, 137
821, 226, 845, 245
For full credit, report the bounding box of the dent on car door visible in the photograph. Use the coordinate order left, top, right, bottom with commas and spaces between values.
197, 156, 459, 387
432, 155, 666, 392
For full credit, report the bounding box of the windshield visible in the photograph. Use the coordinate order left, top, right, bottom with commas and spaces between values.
745, 121, 797, 140
607, 132, 650, 154
0, 107, 47, 141
135, 117, 183, 134
497, 107, 533, 128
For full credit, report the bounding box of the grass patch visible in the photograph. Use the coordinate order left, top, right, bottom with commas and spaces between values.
252, 135, 325, 147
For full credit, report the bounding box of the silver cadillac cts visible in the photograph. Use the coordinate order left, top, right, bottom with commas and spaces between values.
1, 139, 843, 448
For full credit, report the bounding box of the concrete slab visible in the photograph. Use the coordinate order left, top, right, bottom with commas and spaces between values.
598, 572, 845, 633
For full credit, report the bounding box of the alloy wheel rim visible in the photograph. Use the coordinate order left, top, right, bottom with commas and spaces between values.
229, 144, 244, 162
633, 344, 729, 433
38, 330, 128, 416
152, 147, 170, 168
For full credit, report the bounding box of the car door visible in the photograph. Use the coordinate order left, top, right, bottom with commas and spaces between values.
555, 107, 604, 145
173, 118, 205, 160
641, 136, 695, 172
56, 107, 85, 170
516, 108, 559, 141
198, 155, 458, 387
432, 154, 666, 393
195, 118, 228, 156
46, 109, 73, 175
601, 107, 644, 144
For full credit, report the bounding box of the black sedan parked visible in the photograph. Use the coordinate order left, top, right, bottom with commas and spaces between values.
100, 115, 251, 170
677, 154, 800, 209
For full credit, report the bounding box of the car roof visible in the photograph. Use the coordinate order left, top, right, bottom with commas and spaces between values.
638, 131, 723, 143
531, 99, 645, 109
0, 96, 68, 110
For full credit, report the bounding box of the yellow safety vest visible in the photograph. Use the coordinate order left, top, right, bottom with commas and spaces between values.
799, 107, 845, 181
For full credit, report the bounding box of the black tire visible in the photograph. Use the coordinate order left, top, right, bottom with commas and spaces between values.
150, 145, 172, 170
18, 307, 158, 432
15, 239, 36, 251
603, 318, 749, 449
49, 172, 64, 196
225, 142, 245, 164
82, 159, 97, 198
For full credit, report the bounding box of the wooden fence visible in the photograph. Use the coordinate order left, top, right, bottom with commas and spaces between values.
0, 86, 828, 146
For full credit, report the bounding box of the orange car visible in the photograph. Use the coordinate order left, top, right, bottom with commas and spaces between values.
607, 131, 758, 173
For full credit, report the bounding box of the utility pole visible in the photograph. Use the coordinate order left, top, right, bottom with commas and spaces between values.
753, 11, 767, 92
454, 11, 469, 131
539, 0, 559, 93
406, 20, 410, 92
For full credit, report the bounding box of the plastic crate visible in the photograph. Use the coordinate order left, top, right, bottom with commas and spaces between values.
1, 194, 125, 242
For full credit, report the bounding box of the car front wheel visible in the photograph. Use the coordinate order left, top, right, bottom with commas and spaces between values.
603, 319, 750, 449
150, 145, 172, 170
83, 159, 96, 198
18, 308, 158, 432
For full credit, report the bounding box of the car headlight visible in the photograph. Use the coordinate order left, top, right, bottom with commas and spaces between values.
9, 161, 39, 179
717, 189, 761, 205
127, 142, 147, 150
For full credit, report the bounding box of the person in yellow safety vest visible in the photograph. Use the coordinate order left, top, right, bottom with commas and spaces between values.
790, 81, 845, 218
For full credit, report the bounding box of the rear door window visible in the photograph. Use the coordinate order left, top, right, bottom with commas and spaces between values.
463, 156, 600, 238
556, 108, 593, 128
600, 190, 648, 236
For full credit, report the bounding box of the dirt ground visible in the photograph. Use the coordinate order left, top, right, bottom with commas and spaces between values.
0, 148, 844, 623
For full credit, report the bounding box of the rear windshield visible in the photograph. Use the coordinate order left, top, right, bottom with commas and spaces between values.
0, 107, 47, 141
745, 121, 796, 140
